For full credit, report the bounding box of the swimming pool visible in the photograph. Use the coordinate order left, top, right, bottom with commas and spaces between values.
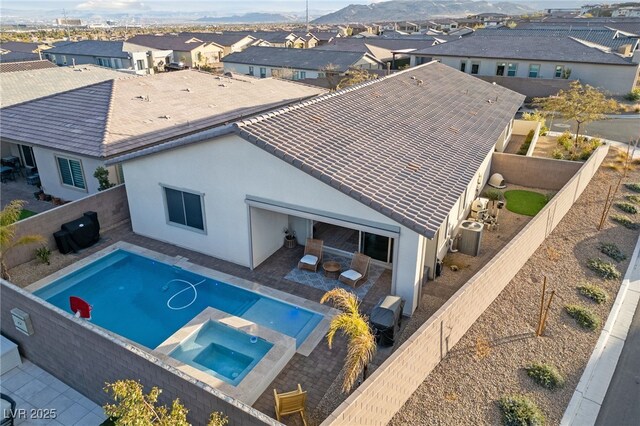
34, 249, 323, 350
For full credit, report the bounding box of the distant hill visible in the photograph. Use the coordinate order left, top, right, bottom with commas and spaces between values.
313, 0, 533, 24
196, 13, 302, 24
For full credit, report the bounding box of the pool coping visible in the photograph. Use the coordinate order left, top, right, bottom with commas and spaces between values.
26, 241, 338, 356
155, 307, 296, 405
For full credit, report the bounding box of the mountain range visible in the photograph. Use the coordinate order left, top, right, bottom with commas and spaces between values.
313, 0, 533, 24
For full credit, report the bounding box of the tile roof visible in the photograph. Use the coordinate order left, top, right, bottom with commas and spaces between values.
222, 46, 382, 72
314, 37, 439, 60
179, 32, 254, 47
222, 31, 295, 44
476, 28, 639, 50
412, 36, 635, 65
0, 41, 42, 53
0, 64, 130, 107
0, 52, 40, 63
0, 59, 57, 73
125, 35, 206, 51
46, 40, 132, 58
0, 70, 325, 158
235, 62, 524, 238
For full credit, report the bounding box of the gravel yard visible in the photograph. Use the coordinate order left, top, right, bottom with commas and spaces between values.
390, 149, 640, 425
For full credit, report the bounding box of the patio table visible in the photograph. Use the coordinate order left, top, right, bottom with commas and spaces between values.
322, 261, 341, 279
0, 166, 15, 182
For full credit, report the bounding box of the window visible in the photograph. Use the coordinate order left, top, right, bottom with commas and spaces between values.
300, 71, 306, 79
259, 67, 266, 78
97, 57, 110, 67
471, 62, 480, 74
57, 157, 86, 190
163, 187, 205, 232
19, 145, 36, 168
528, 64, 540, 78
293, 71, 300, 80
136, 59, 145, 70
554, 65, 564, 78
248, 66, 254, 76
459, 61, 466, 72
496, 62, 506, 76
61, 55, 67, 65
49, 54, 57, 64
318, 72, 325, 78
507, 63, 517, 77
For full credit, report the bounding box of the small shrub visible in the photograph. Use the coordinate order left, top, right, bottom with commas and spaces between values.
557, 131, 573, 150
498, 395, 545, 426
624, 88, 640, 101
35, 246, 51, 265
611, 214, 640, 229
625, 183, 640, 193
587, 258, 621, 279
599, 242, 626, 262
616, 202, 638, 214
551, 148, 564, 159
626, 195, 640, 204
517, 129, 536, 155
475, 335, 491, 359
577, 283, 609, 304
525, 362, 565, 389
565, 304, 601, 330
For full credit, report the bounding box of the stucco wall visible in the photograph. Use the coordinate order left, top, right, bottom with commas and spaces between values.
32, 146, 104, 201
0, 282, 273, 426
250, 207, 289, 266
491, 153, 583, 191
322, 144, 609, 426
122, 134, 425, 314
427, 57, 639, 95
3, 185, 130, 270
223, 62, 324, 79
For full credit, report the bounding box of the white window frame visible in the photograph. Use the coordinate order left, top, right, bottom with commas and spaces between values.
507, 63, 517, 77
259, 67, 266, 78
56, 155, 87, 191
248, 65, 254, 76
528, 64, 541, 78
496, 62, 506, 76
161, 184, 207, 234
470, 62, 480, 75
554, 65, 564, 78
136, 59, 145, 70
459, 60, 467, 72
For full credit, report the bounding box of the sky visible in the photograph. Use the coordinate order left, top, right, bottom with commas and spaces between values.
3, 0, 586, 15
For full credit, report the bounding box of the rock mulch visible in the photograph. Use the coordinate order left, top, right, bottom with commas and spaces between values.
390, 149, 640, 425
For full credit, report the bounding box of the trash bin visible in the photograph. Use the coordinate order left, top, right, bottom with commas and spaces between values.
53, 230, 73, 254
370, 295, 405, 346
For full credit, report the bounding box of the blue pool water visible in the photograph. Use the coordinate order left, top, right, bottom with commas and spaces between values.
170, 321, 273, 386
34, 249, 322, 349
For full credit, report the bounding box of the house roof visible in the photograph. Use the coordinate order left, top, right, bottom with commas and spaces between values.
476, 28, 639, 50
314, 37, 439, 60
0, 41, 42, 53
0, 64, 130, 107
222, 46, 383, 72
179, 32, 254, 47
46, 40, 131, 58
223, 31, 295, 44
310, 31, 338, 41
125, 35, 206, 52
0, 52, 40, 63
0, 59, 57, 73
234, 61, 524, 238
412, 35, 635, 65
0, 70, 325, 158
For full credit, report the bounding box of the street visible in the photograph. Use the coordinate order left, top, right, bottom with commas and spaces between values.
549, 116, 640, 145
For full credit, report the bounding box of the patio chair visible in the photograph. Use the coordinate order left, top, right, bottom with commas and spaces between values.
297, 238, 323, 272
273, 384, 307, 426
0, 393, 16, 426
339, 252, 370, 288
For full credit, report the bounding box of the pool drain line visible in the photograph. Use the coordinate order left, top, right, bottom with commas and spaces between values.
165, 278, 206, 310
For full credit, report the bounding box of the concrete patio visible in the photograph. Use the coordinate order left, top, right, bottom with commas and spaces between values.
0, 173, 55, 213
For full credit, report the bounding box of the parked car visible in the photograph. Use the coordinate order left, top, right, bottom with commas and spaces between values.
164, 62, 188, 71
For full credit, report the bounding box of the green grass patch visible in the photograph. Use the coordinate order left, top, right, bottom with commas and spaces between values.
526, 362, 565, 390
577, 283, 608, 304
625, 183, 640, 193
499, 395, 545, 426
504, 190, 548, 216
565, 305, 601, 331
611, 214, 639, 229
587, 258, 621, 280
18, 209, 36, 220
599, 243, 626, 262
616, 202, 638, 214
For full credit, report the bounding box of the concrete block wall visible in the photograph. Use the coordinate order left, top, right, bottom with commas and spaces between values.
0, 282, 275, 426
322, 145, 609, 426
491, 153, 583, 191
5, 185, 130, 269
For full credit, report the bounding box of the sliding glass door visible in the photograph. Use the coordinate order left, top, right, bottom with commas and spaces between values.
360, 232, 394, 264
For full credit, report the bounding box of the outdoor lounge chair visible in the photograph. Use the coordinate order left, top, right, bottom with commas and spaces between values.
0, 393, 16, 426
339, 252, 370, 288
274, 384, 307, 426
298, 238, 323, 272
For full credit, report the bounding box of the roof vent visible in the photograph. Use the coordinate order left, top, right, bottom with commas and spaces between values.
183, 88, 191, 92
219, 84, 226, 87
449, 126, 460, 133
159, 115, 171, 119
487, 99, 494, 104
310, 115, 323, 123
406, 162, 421, 172
410, 76, 416, 80
417, 79, 424, 86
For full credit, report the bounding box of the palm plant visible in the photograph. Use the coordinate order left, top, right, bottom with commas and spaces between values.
0, 200, 44, 280
320, 288, 376, 393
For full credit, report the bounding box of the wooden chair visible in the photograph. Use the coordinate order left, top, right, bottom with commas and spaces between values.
297, 239, 323, 272
339, 252, 371, 288
274, 384, 307, 426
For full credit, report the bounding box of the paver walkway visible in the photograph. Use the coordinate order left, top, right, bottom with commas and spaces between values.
0, 359, 106, 425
